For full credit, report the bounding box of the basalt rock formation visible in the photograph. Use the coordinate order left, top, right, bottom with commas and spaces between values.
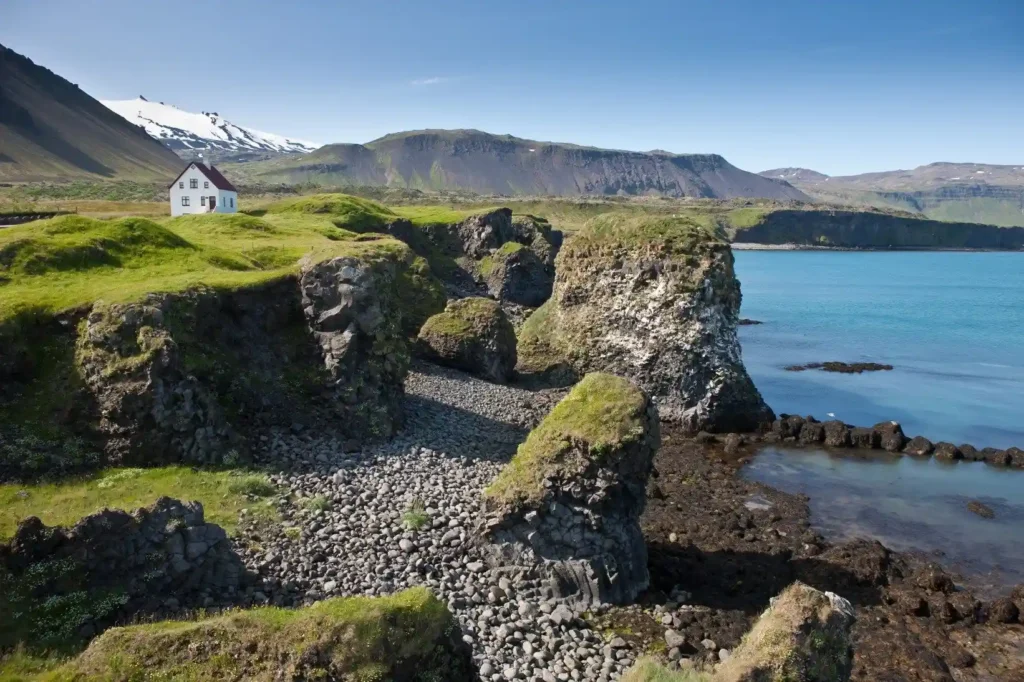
76, 297, 242, 466
517, 214, 774, 433
417, 297, 517, 383
1, 497, 248, 642
300, 254, 413, 436
480, 373, 660, 606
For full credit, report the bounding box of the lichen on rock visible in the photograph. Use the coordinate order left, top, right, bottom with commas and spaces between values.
480, 373, 660, 605
417, 297, 517, 383
517, 213, 774, 433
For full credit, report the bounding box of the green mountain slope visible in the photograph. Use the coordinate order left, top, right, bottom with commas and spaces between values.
223, 129, 809, 201
0, 44, 182, 182
760, 163, 1024, 227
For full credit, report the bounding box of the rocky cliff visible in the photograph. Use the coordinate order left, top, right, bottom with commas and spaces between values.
518, 214, 774, 432
230, 129, 809, 201
733, 209, 1024, 249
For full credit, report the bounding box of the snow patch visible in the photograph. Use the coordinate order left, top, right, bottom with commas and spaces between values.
102, 97, 319, 154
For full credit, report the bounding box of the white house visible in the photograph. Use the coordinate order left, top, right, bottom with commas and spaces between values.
168, 162, 238, 217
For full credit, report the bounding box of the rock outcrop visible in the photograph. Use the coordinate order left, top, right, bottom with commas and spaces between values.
300, 254, 413, 436
517, 214, 774, 433
1, 497, 248, 641
47, 586, 473, 681
417, 297, 517, 383
716, 582, 856, 682
480, 373, 660, 606
481, 241, 554, 307
76, 297, 241, 466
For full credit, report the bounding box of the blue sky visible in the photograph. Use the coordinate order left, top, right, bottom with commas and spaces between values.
2, 0, 1022, 175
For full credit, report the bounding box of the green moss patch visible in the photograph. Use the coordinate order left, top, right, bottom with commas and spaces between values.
263, 193, 397, 231
419, 297, 502, 340
565, 213, 723, 259
621, 657, 709, 682
515, 299, 569, 376
485, 373, 647, 506
0, 467, 278, 541
42, 587, 466, 682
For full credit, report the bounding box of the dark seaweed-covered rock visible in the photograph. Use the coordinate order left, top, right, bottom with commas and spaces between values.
872, 421, 906, 452
1006, 447, 1024, 468
904, 436, 934, 456
823, 421, 851, 447
850, 427, 880, 449
981, 448, 1010, 466
799, 421, 825, 444
480, 373, 660, 606
785, 361, 893, 373
932, 442, 962, 461
958, 443, 981, 461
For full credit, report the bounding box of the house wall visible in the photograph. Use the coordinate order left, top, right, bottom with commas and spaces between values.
169, 165, 238, 216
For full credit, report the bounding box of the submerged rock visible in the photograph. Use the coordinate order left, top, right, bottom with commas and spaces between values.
904, 436, 934, 456
872, 421, 907, 452
517, 214, 774, 433
716, 582, 856, 682
967, 500, 995, 519
785, 361, 893, 373
417, 297, 517, 383
480, 373, 660, 605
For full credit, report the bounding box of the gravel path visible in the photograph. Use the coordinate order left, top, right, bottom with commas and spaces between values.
240, 362, 635, 681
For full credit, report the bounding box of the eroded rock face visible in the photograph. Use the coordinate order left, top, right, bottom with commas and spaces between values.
0, 497, 248, 639
417, 297, 517, 383
76, 298, 240, 466
482, 243, 554, 307
716, 582, 856, 682
300, 255, 411, 438
517, 215, 774, 433
480, 373, 660, 605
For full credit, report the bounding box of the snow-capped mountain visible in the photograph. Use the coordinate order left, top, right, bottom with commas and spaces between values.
102, 96, 318, 157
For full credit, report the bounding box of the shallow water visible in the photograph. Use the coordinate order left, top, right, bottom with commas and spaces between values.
742, 446, 1024, 595
734, 250, 1024, 448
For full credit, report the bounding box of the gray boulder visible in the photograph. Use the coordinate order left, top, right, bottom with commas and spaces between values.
479, 373, 660, 606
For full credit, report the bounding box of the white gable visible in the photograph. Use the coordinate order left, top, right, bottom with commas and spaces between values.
169, 164, 238, 217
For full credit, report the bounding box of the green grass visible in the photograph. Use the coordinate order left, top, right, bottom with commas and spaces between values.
38, 587, 462, 682
621, 657, 709, 682
390, 205, 483, 227
418, 297, 502, 341
0, 467, 279, 541
300, 495, 332, 512
484, 373, 648, 506
402, 500, 430, 531
0, 200, 412, 326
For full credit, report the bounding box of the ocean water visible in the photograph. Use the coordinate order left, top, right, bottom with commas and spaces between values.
734, 251, 1024, 449
743, 446, 1024, 595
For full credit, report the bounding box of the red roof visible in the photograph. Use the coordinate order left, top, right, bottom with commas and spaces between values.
168, 162, 238, 192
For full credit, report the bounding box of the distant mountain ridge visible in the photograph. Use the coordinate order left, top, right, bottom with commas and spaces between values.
103, 97, 318, 162
759, 163, 1024, 226
226, 129, 809, 201
0, 43, 182, 182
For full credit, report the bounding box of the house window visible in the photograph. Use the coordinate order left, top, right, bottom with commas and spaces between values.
230, 197, 234, 208
178, 181, 184, 189
181, 196, 190, 206
190, 178, 199, 189
204, 181, 209, 189
201, 196, 206, 206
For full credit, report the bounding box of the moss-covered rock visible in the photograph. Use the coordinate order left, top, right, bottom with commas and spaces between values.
517, 213, 774, 433
43, 587, 473, 682
716, 582, 855, 682
481, 373, 659, 605
480, 241, 554, 307
417, 298, 516, 383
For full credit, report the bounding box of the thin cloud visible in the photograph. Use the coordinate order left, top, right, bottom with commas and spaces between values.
410, 77, 449, 87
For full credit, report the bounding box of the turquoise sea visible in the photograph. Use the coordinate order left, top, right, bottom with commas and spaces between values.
734, 251, 1024, 449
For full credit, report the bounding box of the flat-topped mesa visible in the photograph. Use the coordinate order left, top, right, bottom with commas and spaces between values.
480, 373, 660, 606
517, 214, 774, 433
